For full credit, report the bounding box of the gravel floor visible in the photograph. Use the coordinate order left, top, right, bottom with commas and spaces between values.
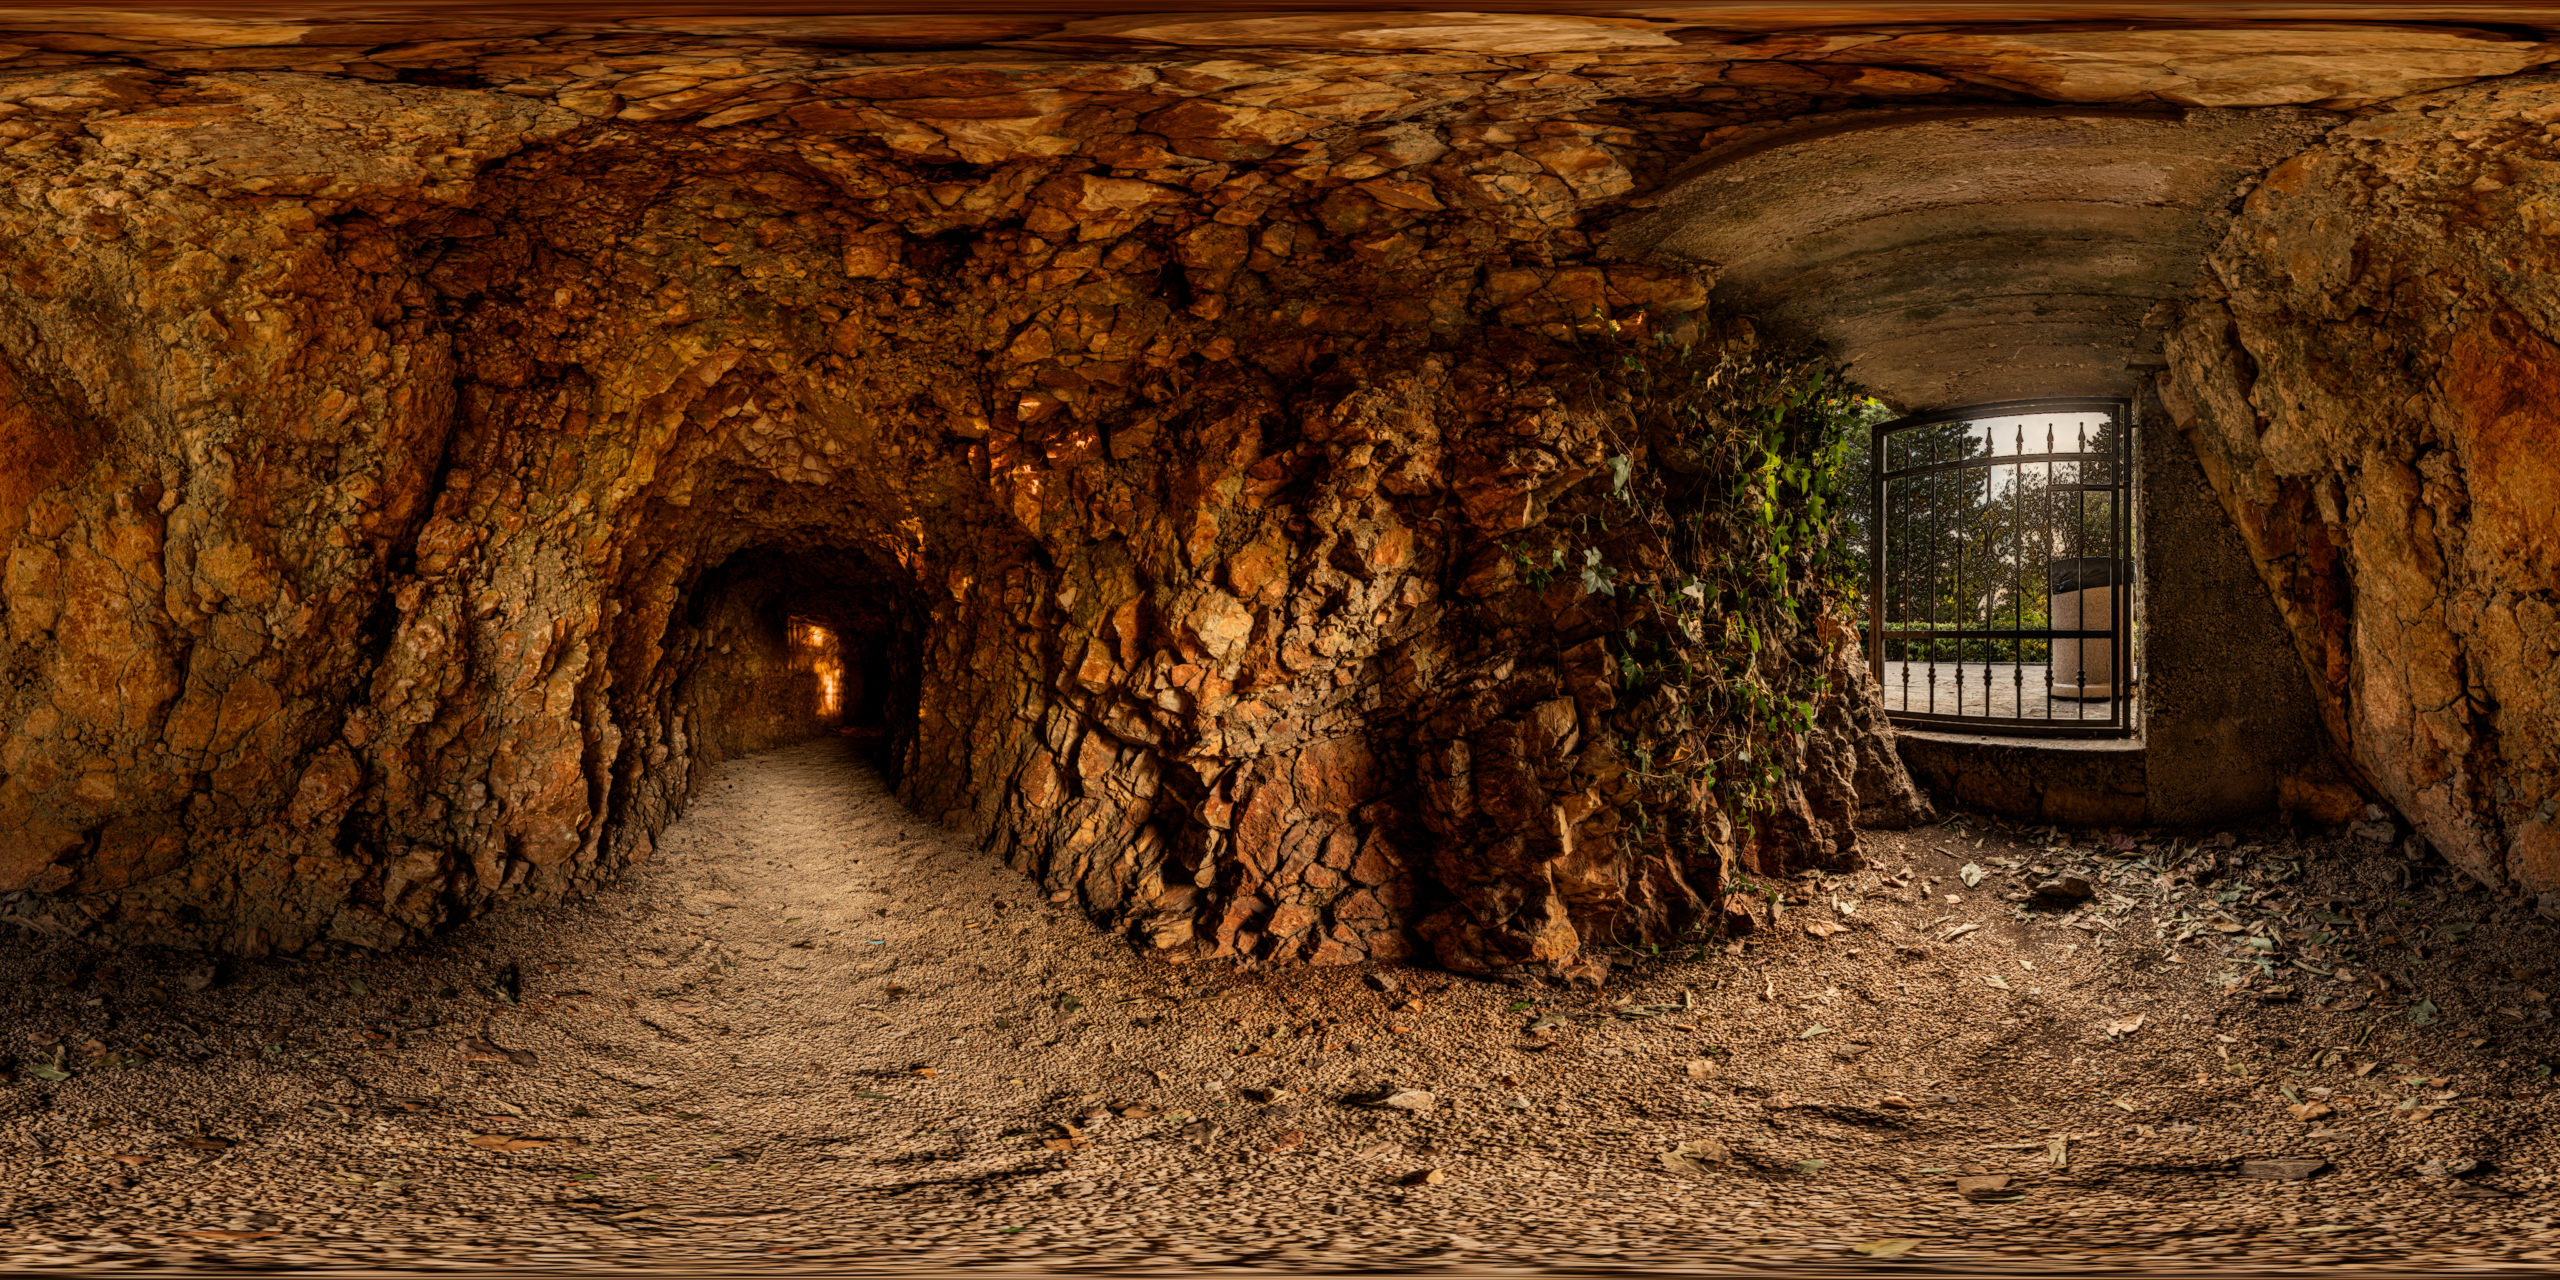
3, 735, 2556, 1275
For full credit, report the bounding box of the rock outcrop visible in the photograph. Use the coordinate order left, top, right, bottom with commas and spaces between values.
0, 28, 1949, 971
2, 9, 2557, 962
2160, 73, 2560, 893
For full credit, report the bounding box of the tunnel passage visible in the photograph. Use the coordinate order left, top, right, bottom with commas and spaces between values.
1, 19, 2555, 967
653, 547, 925, 776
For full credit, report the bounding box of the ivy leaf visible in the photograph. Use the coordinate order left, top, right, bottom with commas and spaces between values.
1609, 453, 1634, 497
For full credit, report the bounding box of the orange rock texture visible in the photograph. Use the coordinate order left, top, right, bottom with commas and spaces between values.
0, 26, 1957, 971
2160, 73, 2560, 894
0, 11, 2554, 961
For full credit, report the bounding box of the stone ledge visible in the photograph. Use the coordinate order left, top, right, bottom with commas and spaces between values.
1893, 725, 2148, 827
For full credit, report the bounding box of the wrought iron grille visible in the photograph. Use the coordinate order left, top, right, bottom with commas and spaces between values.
1867, 398, 2136, 738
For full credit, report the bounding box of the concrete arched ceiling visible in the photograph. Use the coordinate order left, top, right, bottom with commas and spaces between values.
1614, 107, 2333, 409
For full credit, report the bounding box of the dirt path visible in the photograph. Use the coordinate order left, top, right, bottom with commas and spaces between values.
3, 737, 2558, 1274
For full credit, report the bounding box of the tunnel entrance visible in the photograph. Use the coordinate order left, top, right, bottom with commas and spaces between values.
1866, 398, 2138, 739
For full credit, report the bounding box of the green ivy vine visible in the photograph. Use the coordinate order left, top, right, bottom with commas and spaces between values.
1558, 323, 1880, 860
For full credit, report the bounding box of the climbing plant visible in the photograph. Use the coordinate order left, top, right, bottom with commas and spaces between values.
1555, 322, 1880, 865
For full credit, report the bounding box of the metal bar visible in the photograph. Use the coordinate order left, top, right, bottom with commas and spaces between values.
1871, 398, 2135, 738
1897, 453, 1911, 713
2044, 416, 2055, 722
1925, 423, 1939, 715
2116, 405, 2134, 731
1954, 423, 1967, 717
2011, 422, 2025, 721
2072, 418, 2087, 721
1884, 712, 2137, 740
1870, 408, 1885, 700
1878, 629, 2115, 640
1877, 396, 2129, 431
1878, 451, 2118, 482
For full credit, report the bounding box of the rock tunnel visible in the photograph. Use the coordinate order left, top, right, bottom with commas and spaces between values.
1, 3, 2556, 987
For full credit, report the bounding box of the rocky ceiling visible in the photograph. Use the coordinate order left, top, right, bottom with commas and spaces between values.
1613, 106, 2335, 407
6, 4, 2556, 412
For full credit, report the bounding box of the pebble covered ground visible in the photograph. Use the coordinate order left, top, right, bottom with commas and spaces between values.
3, 736, 2557, 1275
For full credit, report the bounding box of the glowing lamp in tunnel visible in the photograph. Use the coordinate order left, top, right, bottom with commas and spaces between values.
789, 618, 846, 720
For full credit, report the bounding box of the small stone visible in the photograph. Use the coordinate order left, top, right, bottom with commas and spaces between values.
1363, 972, 1399, 993
1683, 1058, 1718, 1081
1718, 894, 1761, 937
1401, 1167, 1446, 1186
2240, 1157, 2328, 1181
2031, 875, 2096, 900
1954, 1174, 2015, 1199
1365, 1088, 1436, 1112
1658, 1138, 1730, 1176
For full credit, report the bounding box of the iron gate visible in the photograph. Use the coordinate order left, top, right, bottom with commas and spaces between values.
1868, 397, 2136, 737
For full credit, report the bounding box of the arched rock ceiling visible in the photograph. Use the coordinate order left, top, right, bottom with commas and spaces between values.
1613, 107, 2333, 407
6, 4, 2556, 414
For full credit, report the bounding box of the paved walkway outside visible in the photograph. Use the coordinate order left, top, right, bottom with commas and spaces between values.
1879, 659, 2135, 725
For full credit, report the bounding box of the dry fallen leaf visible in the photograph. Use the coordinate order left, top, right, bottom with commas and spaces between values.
1659, 1138, 1732, 1176
177, 1230, 281, 1242
2288, 1101, 2335, 1122
1854, 1239, 1921, 1258
1402, 1167, 1447, 1186
1684, 1058, 1719, 1081
2103, 1014, 2146, 1038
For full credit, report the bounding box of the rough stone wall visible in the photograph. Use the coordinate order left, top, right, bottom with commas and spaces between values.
2134, 386, 2339, 826
9, 14, 2550, 963
0, 51, 1925, 973
2159, 74, 2560, 890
